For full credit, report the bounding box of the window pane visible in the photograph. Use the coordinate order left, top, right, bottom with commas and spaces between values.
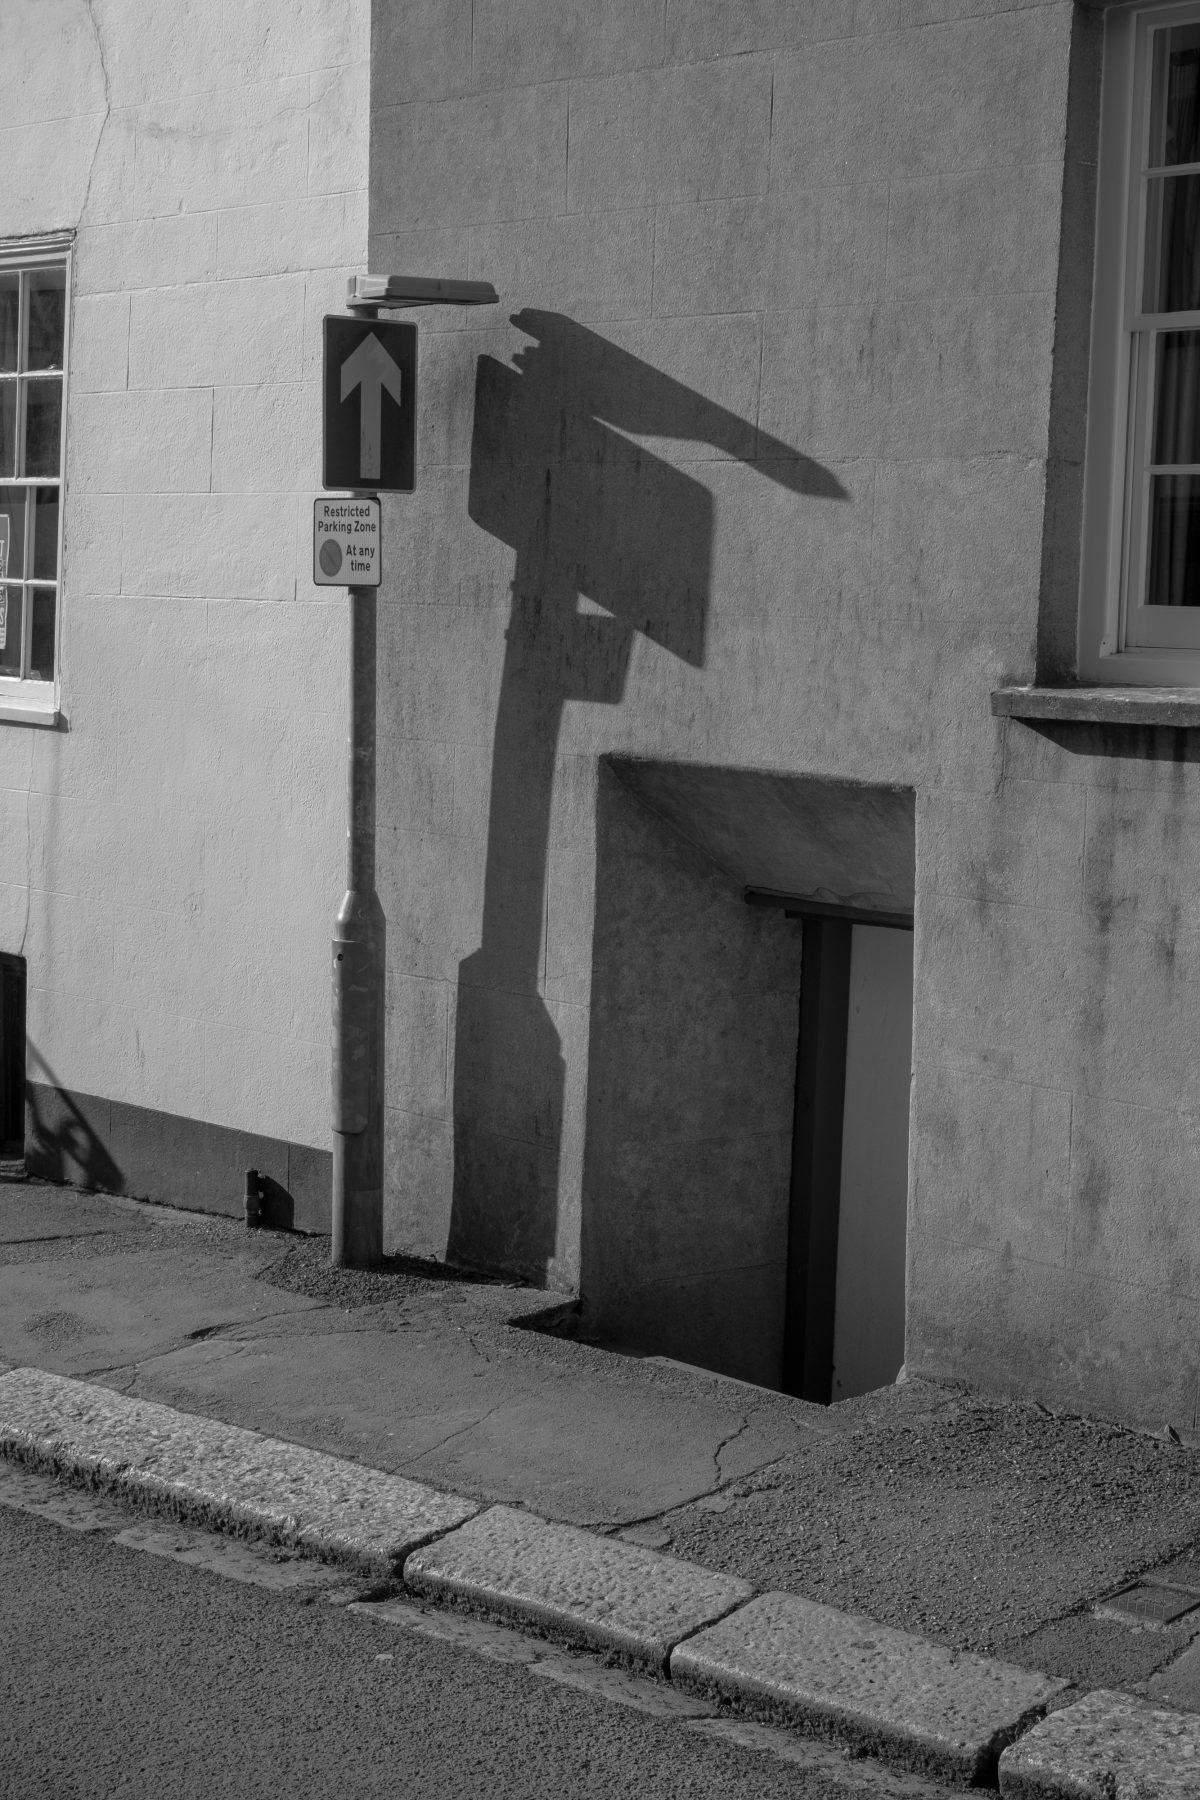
26, 269, 65, 372
1152, 332, 1200, 463
1149, 25, 1200, 169
0, 276, 18, 373
0, 384, 16, 480
24, 377, 62, 477
28, 588, 55, 679
0, 585, 22, 674
0, 488, 26, 579
1144, 174, 1200, 310
1147, 474, 1200, 606
31, 487, 58, 581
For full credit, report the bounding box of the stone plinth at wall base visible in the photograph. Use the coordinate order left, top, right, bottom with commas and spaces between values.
24, 1082, 331, 1233
998, 1688, 1200, 1798
671, 1590, 1069, 1786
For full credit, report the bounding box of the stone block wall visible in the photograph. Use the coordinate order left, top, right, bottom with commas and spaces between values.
0, 0, 368, 1194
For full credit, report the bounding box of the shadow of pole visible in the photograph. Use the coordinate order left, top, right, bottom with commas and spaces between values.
447, 311, 846, 1282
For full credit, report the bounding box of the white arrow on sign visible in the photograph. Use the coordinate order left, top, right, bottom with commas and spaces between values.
340, 332, 405, 482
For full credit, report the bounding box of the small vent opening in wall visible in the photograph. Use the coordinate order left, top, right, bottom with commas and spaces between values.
0, 952, 27, 1170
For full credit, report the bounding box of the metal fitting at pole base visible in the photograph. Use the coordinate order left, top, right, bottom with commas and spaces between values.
332, 1125, 384, 1268
331, 889, 384, 1268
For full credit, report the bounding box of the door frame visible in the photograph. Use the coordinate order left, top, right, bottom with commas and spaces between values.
745, 894, 913, 1403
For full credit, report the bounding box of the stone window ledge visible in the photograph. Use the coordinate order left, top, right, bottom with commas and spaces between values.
991, 685, 1200, 728
0, 699, 60, 729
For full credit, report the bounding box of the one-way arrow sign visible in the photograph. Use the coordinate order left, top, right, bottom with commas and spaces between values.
323, 316, 417, 492
341, 334, 404, 482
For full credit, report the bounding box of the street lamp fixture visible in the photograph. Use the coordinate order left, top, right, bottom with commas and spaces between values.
346, 274, 499, 314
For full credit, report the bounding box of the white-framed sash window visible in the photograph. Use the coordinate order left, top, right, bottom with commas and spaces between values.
1081, 1, 1200, 683
0, 234, 70, 722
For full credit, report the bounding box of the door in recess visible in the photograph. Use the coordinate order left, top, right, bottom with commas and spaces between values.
829, 923, 912, 1401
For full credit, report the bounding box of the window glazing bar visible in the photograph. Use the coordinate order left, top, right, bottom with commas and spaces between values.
1131, 310, 1200, 328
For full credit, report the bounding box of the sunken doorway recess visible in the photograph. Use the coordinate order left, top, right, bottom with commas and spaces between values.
762, 903, 914, 1403
579, 761, 915, 1399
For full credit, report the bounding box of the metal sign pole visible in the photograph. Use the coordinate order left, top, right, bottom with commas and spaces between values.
331, 560, 384, 1268
324, 277, 496, 1270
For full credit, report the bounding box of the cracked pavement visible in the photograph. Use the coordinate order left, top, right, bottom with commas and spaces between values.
0, 1182, 812, 1530
4, 1179, 1200, 1705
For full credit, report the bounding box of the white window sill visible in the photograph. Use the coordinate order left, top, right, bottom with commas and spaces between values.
992, 685, 1200, 728
0, 698, 60, 729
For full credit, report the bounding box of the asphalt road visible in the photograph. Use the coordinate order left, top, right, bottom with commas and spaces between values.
0, 1473, 948, 1800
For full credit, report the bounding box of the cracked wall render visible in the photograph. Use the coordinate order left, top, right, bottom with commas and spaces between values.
0, 0, 369, 1152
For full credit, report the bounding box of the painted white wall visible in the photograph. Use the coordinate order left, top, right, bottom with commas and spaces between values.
0, 0, 368, 1146
831, 924, 913, 1402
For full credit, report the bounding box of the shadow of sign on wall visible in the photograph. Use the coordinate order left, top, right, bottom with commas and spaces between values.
448, 310, 847, 1281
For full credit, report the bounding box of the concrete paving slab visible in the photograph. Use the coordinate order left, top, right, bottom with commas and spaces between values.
998, 1688, 1200, 1798
403, 1502, 753, 1672
0, 1366, 477, 1573
0, 1183, 157, 1244
670, 1590, 1069, 1785
0, 1244, 322, 1375
1147, 1637, 1200, 1714
125, 1316, 813, 1527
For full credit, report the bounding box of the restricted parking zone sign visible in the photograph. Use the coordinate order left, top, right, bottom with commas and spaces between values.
313, 496, 380, 587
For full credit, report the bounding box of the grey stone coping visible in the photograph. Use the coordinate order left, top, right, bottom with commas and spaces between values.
670, 1590, 1069, 1786
403, 1503, 753, 1672
991, 685, 1200, 728
998, 1687, 1200, 1798
0, 1366, 477, 1572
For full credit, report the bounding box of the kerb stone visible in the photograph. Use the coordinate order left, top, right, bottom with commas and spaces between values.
998, 1688, 1200, 1798
0, 1366, 476, 1572
403, 1503, 752, 1672
670, 1590, 1069, 1785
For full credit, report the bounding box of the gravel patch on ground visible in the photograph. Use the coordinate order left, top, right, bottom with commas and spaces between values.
657, 1387, 1200, 1661
254, 1235, 520, 1311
